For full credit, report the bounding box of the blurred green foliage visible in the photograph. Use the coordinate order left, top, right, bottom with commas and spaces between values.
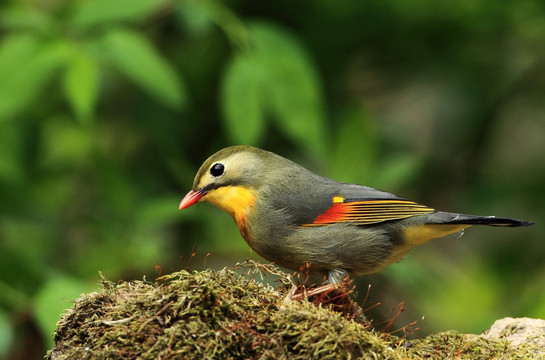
0, 0, 544, 358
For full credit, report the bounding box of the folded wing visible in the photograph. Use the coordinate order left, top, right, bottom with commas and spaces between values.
303, 195, 435, 227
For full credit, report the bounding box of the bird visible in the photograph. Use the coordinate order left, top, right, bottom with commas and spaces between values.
179, 145, 533, 284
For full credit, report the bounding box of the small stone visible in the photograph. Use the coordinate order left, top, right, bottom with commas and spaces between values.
483, 317, 545, 356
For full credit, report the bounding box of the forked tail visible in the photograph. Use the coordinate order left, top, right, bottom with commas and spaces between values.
430, 212, 534, 227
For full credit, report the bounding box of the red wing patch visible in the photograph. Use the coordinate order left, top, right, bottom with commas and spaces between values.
302, 197, 435, 227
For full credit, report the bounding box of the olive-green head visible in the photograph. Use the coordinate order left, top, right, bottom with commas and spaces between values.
179, 146, 278, 215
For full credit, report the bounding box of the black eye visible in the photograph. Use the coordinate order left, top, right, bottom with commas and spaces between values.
210, 163, 224, 177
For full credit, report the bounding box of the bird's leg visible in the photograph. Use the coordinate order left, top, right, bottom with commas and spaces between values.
289, 268, 349, 301
284, 281, 300, 303
289, 283, 337, 300
327, 268, 350, 285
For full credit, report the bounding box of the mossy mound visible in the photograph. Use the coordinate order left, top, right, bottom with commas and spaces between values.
47, 262, 538, 359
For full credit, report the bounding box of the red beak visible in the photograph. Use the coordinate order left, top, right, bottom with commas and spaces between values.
179, 189, 206, 210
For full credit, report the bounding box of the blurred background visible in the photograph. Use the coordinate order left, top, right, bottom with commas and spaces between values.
1, 0, 544, 358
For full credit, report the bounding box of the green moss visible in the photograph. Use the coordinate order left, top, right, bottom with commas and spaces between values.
46, 262, 540, 359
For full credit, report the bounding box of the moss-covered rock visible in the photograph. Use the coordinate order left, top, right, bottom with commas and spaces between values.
46, 262, 540, 359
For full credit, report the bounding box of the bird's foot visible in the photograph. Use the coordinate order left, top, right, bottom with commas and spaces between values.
289, 283, 338, 301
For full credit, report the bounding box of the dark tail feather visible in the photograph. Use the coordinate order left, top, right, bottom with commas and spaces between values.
431, 212, 534, 227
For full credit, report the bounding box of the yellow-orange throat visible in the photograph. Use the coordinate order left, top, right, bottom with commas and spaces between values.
202, 185, 257, 231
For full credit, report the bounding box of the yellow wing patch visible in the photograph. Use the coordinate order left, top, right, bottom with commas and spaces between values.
303, 198, 435, 227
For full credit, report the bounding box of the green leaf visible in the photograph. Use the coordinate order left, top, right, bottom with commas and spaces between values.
0, 35, 68, 121
72, 0, 168, 29
251, 22, 327, 157
102, 28, 186, 109
218, 22, 326, 151
34, 276, 96, 349
0, 310, 13, 358
62, 51, 100, 123
221, 54, 266, 144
